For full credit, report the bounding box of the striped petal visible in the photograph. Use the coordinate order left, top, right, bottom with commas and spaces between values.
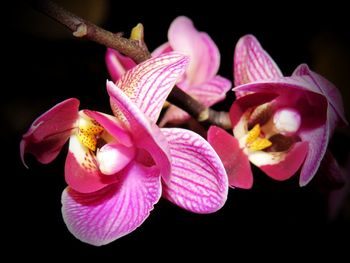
234, 35, 282, 97
161, 128, 228, 213
110, 52, 189, 123
208, 126, 253, 189
105, 48, 137, 82
168, 16, 220, 85
20, 98, 79, 167
62, 162, 161, 246
107, 81, 172, 182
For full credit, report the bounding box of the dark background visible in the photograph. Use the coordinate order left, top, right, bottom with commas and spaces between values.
4, 0, 350, 259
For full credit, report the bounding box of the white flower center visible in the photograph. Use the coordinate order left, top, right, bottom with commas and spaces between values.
273, 108, 301, 135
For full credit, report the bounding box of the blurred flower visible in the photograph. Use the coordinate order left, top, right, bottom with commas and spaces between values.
208, 35, 347, 189
106, 16, 231, 126
21, 53, 228, 245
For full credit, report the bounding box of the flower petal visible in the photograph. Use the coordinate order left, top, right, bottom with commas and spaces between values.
257, 141, 309, 181
234, 34, 282, 90
83, 110, 133, 147
110, 52, 189, 123
151, 42, 173, 57
299, 124, 329, 186
293, 64, 348, 126
62, 162, 162, 246
208, 126, 253, 189
168, 16, 220, 85
189, 75, 232, 106
20, 98, 79, 168
107, 81, 172, 182
105, 48, 137, 82
65, 135, 118, 193
159, 105, 190, 127
161, 128, 228, 213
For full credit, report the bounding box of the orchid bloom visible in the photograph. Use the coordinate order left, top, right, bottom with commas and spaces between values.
208, 35, 347, 189
106, 16, 231, 126
21, 52, 228, 246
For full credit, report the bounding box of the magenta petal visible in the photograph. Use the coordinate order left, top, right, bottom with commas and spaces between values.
105, 48, 137, 82
161, 128, 228, 213
299, 125, 329, 186
258, 141, 309, 181
111, 52, 189, 123
234, 34, 282, 89
168, 16, 220, 85
65, 136, 118, 193
152, 42, 173, 57
83, 110, 133, 147
293, 64, 348, 126
107, 81, 172, 182
208, 126, 253, 189
189, 75, 232, 106
62, 162, 162, 246
20, 98, 79, 167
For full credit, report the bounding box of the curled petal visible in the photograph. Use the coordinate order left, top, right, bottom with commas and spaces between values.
20, 98, 79, 167
257, 141, 309, 181
111, 52, 189, 123
62, 162, 162, 246
208, 126, 253, 189
161, 128, 228, 213
159, 105, 190, 127
105, 49, 137, 82
234, 35, 282, 90
107, 81, 172, 182
168, 16, 220, 85
151, 42, 173, 57
65, 136, 118, 193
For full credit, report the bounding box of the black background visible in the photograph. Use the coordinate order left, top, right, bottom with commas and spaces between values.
4, 0, 350, 260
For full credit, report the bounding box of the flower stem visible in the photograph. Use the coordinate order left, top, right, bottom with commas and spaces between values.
29, 0, 232, 129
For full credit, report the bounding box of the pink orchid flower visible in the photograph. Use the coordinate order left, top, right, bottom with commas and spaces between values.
21, 53, 228, 246
106, 16, 231, 126
208, 35, 347, 189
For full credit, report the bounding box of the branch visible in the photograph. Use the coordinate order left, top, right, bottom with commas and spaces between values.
30, 0, 232, 129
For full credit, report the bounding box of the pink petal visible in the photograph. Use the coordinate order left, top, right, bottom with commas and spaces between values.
107, 81, 172, 182
189, 75, 232, 106
20, 98, 79, 168
62, 162, 162, 246
151, 42, 173, 57
161, 128, 228, 213
299, 124, 329, 186
293, 64, 348, 126
83, 110, 133, 147
111, 52, 189, 123
208, 126, 253, 189
168, 16, 220, 85
159, 105, 190, 127
105, 48, 137, 82
234, 35, 283, 90
258, 141, 309, 181
230, 92, 278, 128
65, 135, 118, 193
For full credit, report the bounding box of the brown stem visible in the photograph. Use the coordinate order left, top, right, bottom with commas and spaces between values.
29, 0, 232, 129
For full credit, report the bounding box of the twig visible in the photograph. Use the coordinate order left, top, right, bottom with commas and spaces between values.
29, 0, 232, 129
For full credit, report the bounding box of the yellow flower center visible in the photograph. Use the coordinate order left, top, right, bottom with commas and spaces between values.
77, 117, 104, 151
246, 124, 272, 152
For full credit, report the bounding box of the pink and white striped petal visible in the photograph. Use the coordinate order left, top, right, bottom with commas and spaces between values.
208, 126, 253, 189
62, 162, 161, 246
107, 81, 172, 182
65, 135, 119, 193
161, 128, 228, 213
168, 16, 220, 85
105, 49, 137, 82
299, 125, 329, 186
234, 35, 282, 96
110, 52, 189, 123
20, 98, 79, 167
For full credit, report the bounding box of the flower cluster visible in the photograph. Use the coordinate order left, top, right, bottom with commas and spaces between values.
21, 16, 347, 246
